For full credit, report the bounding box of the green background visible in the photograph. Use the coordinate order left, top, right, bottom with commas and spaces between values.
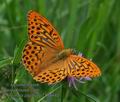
0, 0, 120, 102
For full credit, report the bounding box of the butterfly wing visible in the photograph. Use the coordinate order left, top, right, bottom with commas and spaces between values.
33, 59, 67, 84
33, 54, 101, 84
22, 41, 58, 76
22, 10, 64, 77
27, 10, 64, 49
66, 55, 101, 78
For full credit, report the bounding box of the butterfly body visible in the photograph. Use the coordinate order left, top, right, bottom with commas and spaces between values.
22, 10, 101, 85
55, 49, 73, 60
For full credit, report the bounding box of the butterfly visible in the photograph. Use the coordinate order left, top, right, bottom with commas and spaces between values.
22, 10, 101, 85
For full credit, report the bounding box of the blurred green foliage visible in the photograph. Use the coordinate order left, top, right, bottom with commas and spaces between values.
0, 0, 120, 102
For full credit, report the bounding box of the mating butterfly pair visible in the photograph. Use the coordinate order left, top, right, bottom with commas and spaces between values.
22, 10, 101, 85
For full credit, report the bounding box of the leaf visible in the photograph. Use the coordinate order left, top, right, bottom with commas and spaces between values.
0, 57, 13, 69
70, 88, 99, 102
13, 38, 27, 65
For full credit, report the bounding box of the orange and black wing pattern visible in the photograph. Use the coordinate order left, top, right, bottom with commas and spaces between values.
22, 10, 64, 77
22, 10, 101, 85
66, 55, 101, 78
27, 10, 64, 50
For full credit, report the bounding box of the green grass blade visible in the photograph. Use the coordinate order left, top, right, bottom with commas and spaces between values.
0, 57, 13, 69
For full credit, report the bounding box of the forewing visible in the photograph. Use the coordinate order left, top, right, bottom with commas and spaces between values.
66, 55, 101, 78
27, 10, 64, 50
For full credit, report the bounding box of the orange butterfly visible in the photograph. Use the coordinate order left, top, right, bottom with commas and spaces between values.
22, 10, 101, 85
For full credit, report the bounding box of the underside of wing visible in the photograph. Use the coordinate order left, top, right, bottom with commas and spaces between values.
66, 55, 101, 78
